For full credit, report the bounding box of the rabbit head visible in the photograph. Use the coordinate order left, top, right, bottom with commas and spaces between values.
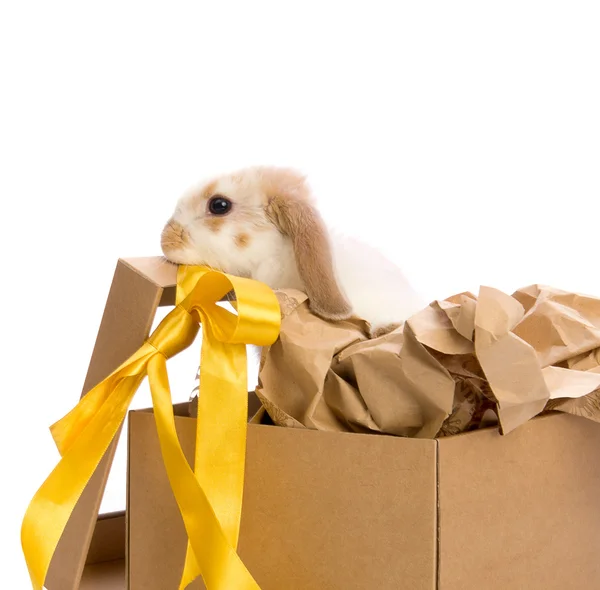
161, 166, 353, 321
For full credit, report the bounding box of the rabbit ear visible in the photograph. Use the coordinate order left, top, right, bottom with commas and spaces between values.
264, 171, 352, 321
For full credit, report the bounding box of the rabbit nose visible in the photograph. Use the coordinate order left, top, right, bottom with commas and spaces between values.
161, 219, 189, 250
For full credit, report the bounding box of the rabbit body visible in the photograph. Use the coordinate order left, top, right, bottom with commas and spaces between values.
328, 231, 426, 332
161, 166, 425, 336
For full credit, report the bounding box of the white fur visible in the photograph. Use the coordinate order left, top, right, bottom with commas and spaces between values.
328, 230, 426, 329
163, 168, 426, 334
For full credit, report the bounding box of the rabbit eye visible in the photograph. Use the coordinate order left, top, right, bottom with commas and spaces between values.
208, 195, 232, 215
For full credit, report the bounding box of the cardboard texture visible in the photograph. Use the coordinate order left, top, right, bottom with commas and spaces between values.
437, 412, 600, 589
80, 561, 125, 590
128, 406, 600, 589
81, 513, 126, 590
128, 405, 438, 590
50, 256, 600, 588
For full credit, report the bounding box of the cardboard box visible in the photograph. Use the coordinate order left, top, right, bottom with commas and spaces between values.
127, 403, 600, 589
45, 257, 600, 588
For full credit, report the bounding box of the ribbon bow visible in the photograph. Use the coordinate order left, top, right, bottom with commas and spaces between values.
21, 265, 281, 589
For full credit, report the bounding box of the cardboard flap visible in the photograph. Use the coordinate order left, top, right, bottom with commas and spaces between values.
120, 257, 177, 305
120, 257, 177, 287
46, 257, 172, 590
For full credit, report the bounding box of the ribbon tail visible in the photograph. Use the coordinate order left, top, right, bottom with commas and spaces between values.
147, 354, 260, 590
178, 326, 250, 588
21, 372, 146, 589
195, 327, 249, 548
49, 348, 153, 454
179, 542, 200, 590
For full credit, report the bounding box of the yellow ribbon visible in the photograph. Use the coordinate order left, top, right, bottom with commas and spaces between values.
21, 265, 281, 590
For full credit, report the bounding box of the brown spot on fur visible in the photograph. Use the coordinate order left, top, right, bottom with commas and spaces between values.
161, 219, 189, 252
264, 171, 352, 321
235, 232, 251, 248
201, 181, 218, 200
205, 216, 226, 232
189, 181, 218, 210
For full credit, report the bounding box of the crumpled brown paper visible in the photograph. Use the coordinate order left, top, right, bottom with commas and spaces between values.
254, 284, 600, 437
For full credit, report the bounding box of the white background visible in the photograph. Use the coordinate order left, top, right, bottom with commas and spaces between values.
1, 1, 599, 587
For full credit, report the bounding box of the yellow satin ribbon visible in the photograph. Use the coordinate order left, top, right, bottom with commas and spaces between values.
21, 265, 281, 590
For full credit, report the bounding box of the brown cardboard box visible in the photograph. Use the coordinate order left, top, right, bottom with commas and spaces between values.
44, 256, 600, 588
127, 403, 600, 589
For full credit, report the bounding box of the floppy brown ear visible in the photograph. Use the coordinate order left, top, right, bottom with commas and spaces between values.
265, 183, 352, 322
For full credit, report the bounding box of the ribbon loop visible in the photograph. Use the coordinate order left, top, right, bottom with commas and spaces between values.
21, 265, 281, 590
182, 269, 282, 348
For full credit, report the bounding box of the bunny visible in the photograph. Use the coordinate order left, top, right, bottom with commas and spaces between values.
160, 166, 426, 338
